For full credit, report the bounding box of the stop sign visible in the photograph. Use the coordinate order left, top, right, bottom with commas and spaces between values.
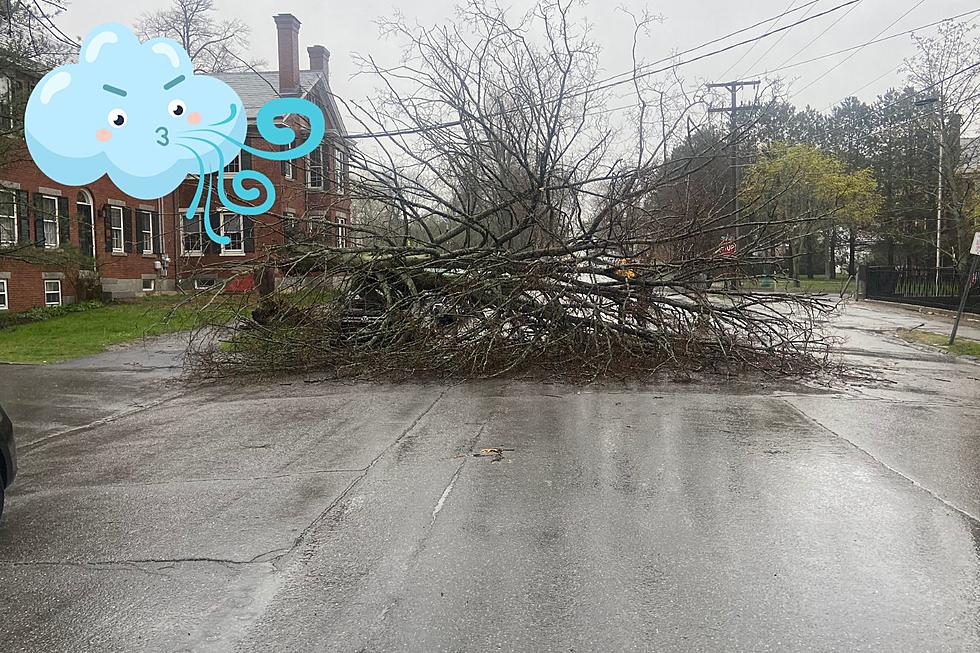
718, 239, 736, 257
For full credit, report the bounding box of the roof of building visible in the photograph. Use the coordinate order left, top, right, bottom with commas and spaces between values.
214, 70, 347, 137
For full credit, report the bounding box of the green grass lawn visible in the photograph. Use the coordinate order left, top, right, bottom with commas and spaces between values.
742, 274, 854, 294
0, 297, 227, 364
896, 328, 980, 358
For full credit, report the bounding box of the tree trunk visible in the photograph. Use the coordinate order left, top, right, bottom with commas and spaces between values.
827, 225, 837, 279
785, 240, 796, 282
805, 235, 814, 279
256, 266, 276, 301
847, 227, 856, 276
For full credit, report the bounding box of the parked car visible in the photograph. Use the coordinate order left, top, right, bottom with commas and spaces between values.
0, 403, 15, 521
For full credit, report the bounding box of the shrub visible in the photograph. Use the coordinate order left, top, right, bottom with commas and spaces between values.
0, 300, 105, 330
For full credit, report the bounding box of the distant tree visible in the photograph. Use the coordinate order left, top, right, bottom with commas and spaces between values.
824, 96, 874, 274
0, 1, 80, 264
863, 87, 936, 266
0, 1, 77, 70
0, 0, 77, 154
742, 142, 881, 279
902, 19, 980, 267
136, 0, 261, 74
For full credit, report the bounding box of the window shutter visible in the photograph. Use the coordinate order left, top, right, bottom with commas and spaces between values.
152, 212, 163, 254
16, 190, 29, 244
33, 193, 44, 247
122, 207, 133, 253
102, 205, 112, 252
243, 216, 255, 253
240, 139, 252, 171
137, 211, 149, 253
57, 195, 69, 247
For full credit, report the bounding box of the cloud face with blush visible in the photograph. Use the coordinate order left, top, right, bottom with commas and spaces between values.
25, 23, 246, 199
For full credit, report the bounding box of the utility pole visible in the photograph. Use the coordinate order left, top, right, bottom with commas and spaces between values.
935, 113, 943, 294
915, 96, 944, 294
707, 80, 760, 246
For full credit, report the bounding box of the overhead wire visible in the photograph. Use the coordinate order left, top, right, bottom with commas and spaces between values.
787, 0, 927, 101
715, 0, 803, 82
346, 0, 861, 139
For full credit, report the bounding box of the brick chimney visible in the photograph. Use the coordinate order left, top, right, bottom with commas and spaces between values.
274, 14, 301, 96
308, 45, 330, 79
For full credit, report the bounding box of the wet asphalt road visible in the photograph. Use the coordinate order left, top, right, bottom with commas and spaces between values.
0, 300, 978, 651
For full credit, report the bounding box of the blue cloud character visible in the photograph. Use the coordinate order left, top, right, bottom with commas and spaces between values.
26, 23, 327, 245
25, 23, 246, 201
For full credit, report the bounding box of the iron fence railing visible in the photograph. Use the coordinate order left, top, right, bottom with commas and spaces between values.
863, 266, 979, 312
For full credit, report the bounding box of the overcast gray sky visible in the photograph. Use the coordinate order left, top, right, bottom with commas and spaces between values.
55, 0, 979, 121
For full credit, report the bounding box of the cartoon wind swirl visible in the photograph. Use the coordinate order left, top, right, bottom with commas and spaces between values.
24, 23, 324, 246
179, 98, 325, 245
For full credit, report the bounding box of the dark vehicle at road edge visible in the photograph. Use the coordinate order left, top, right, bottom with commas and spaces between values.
0, 404, 16, 520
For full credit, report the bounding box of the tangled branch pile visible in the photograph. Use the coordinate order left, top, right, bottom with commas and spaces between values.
189, 0, 840, 381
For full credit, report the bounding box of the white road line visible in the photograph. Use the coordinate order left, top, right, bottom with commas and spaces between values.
430, 463, 464, 527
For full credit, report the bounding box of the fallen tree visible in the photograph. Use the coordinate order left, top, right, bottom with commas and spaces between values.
187, 0, 840, 381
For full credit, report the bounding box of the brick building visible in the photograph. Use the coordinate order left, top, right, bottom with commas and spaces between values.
173, 13, 350, 292
0, 12, 349, 312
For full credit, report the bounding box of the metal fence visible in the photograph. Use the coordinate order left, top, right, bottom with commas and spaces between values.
863, 266, 979, 313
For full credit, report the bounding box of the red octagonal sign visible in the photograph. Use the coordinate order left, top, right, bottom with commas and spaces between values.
718, 239, 737, 257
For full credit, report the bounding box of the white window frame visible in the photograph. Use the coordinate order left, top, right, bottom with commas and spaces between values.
225, 154, 241, 174
142, 278, 155, 292
282, 146, 294, 180
138, 209, 154, 254
284, 211, 298, 237
181, 210, 204, 256
76, 190, 95, 258
307, 147, 323, 189
109, 205, 125, 253
194, 278, 216, 290
44, 279, 61, 307
334, 145, 348, 194
0, 188, 16, 246
0, 76, 12, 131
219, 212, 244, 255
336, 212, 349, 248
39, 194, 59, 249
309, 212, 326, 238
0, 279, 7, 310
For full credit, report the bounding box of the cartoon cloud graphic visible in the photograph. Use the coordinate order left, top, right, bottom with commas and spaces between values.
25, 23, 246, 199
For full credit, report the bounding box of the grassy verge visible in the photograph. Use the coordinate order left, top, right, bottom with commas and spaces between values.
0, 296, 234, 364
895, 328, 980, 358
741, 274, 853, 294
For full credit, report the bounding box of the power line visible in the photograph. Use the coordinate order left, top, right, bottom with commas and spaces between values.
805, 60, 980, 150
716, 0, 803, 82
588, 1, 822, 95
788, 0, 927, 101
753, 7, 980, 80
580, 1, 861, 98
758, 0, 865, 80
347, 0, 861, 140
590, 7, 980, 123
878, 60, 980, 112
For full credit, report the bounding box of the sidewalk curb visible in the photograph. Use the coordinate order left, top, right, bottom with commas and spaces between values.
859, 298, 980, 323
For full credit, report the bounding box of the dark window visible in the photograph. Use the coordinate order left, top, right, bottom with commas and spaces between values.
44, 279, 61, 306
307, 147, 323, 189
220, 213, 243, 253
0, 189, 16, 245
183, 212, 204, 254
110, 206, 124, 252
